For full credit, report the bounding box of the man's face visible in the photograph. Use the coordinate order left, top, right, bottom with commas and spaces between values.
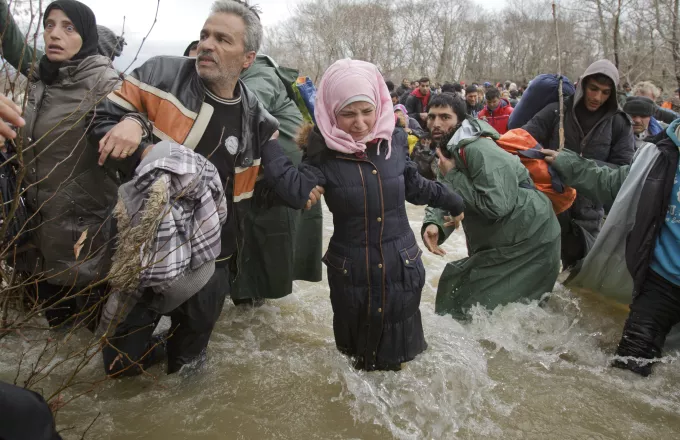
487, 97, 500, 111
584, 78, 612, 111
427, 106, 459, 142
419, 82, 430, 95
402, 79, 410, 88
466, 93, 477, 106
196, 12, 256, 86
631, 115, 651, 135
391, 95, 399, 105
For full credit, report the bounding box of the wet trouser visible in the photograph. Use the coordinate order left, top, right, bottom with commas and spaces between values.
0, 381, 62, 440
102, 266, 231, 377
557, 212, 597, 269
37, 282, 105, 332
614, 270, 680, 376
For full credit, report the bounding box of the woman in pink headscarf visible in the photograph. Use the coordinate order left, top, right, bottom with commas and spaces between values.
299, 59, 465, 371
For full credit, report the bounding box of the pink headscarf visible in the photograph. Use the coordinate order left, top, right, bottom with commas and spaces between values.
315, 59, 395, 159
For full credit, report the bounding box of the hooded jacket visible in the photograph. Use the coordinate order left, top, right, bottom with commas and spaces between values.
423, 118, 561, 319
522, 60, 635, 263
477, 98, 514, 134
234, 54, 323, 300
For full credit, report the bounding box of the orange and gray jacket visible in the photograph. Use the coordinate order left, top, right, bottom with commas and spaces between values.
87, 56, 316, 269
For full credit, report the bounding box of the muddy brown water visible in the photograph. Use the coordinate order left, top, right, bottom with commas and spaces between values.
2, 204, 680, 439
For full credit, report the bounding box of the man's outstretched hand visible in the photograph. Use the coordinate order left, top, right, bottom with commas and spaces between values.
423, 224, 446, 256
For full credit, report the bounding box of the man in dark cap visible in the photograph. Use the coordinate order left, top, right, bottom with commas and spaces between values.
183, 40, 199, 57
624, 96, 664, 149
97, 25, 125, 61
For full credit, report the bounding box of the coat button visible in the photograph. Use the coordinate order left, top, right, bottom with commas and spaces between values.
405, 260, 410, 265
378, 263, 383, 269
377, 217, 382, 222
343, 269, 347, 274
372, 170, 377, 175
378, 308, 382, 313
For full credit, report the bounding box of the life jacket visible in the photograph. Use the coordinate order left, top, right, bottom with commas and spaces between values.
459, 128, 577, 214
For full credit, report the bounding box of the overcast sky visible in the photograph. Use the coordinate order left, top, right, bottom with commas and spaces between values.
73, 0, 507, 71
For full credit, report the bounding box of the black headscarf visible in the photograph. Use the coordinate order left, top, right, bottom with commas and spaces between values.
39, 0, 99, 84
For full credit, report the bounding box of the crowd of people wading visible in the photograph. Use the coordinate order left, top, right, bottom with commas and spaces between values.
1, 0, 680, 438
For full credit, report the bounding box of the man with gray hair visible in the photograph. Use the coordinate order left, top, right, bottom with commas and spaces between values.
89, 0, 324, 376
632, 80, 679, 124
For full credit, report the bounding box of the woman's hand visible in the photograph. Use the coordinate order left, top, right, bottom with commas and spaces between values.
436, 148, 456, 176
540, 148, 559, 165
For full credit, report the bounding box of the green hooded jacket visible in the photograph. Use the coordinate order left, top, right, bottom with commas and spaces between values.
423, 119, 561, 319
234, 55, 323, 300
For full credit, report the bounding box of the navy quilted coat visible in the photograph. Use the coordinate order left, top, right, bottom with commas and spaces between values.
302, 126, 464, 369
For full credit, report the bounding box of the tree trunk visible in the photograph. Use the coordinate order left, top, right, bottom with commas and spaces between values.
673, 0, 680, 89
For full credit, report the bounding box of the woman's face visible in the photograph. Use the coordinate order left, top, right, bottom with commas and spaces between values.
336, 101, 377, 141
44, 9, 83, 62
395, 110, 407, 127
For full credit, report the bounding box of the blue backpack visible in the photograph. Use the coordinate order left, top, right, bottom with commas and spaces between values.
508, 74, 575, 130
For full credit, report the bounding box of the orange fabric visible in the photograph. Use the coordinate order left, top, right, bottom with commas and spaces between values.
662, 101, 672, 109
234, 166, 260, 199
115, 81, 194, 143
496, 129, 577, 214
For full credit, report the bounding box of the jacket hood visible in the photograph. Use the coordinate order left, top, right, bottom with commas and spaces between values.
447, 118, 500, 152
574, 59, 620, 112
665, 118, 680, 147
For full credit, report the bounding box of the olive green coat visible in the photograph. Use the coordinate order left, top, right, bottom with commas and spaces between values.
423, 119, 561, 319
234, 56, 322, 299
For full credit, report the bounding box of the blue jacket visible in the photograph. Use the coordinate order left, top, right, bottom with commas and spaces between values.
648, 117, 663, 137
650, 120, 680, 285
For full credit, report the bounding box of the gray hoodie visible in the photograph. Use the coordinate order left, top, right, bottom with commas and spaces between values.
522, 59, 636, 266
